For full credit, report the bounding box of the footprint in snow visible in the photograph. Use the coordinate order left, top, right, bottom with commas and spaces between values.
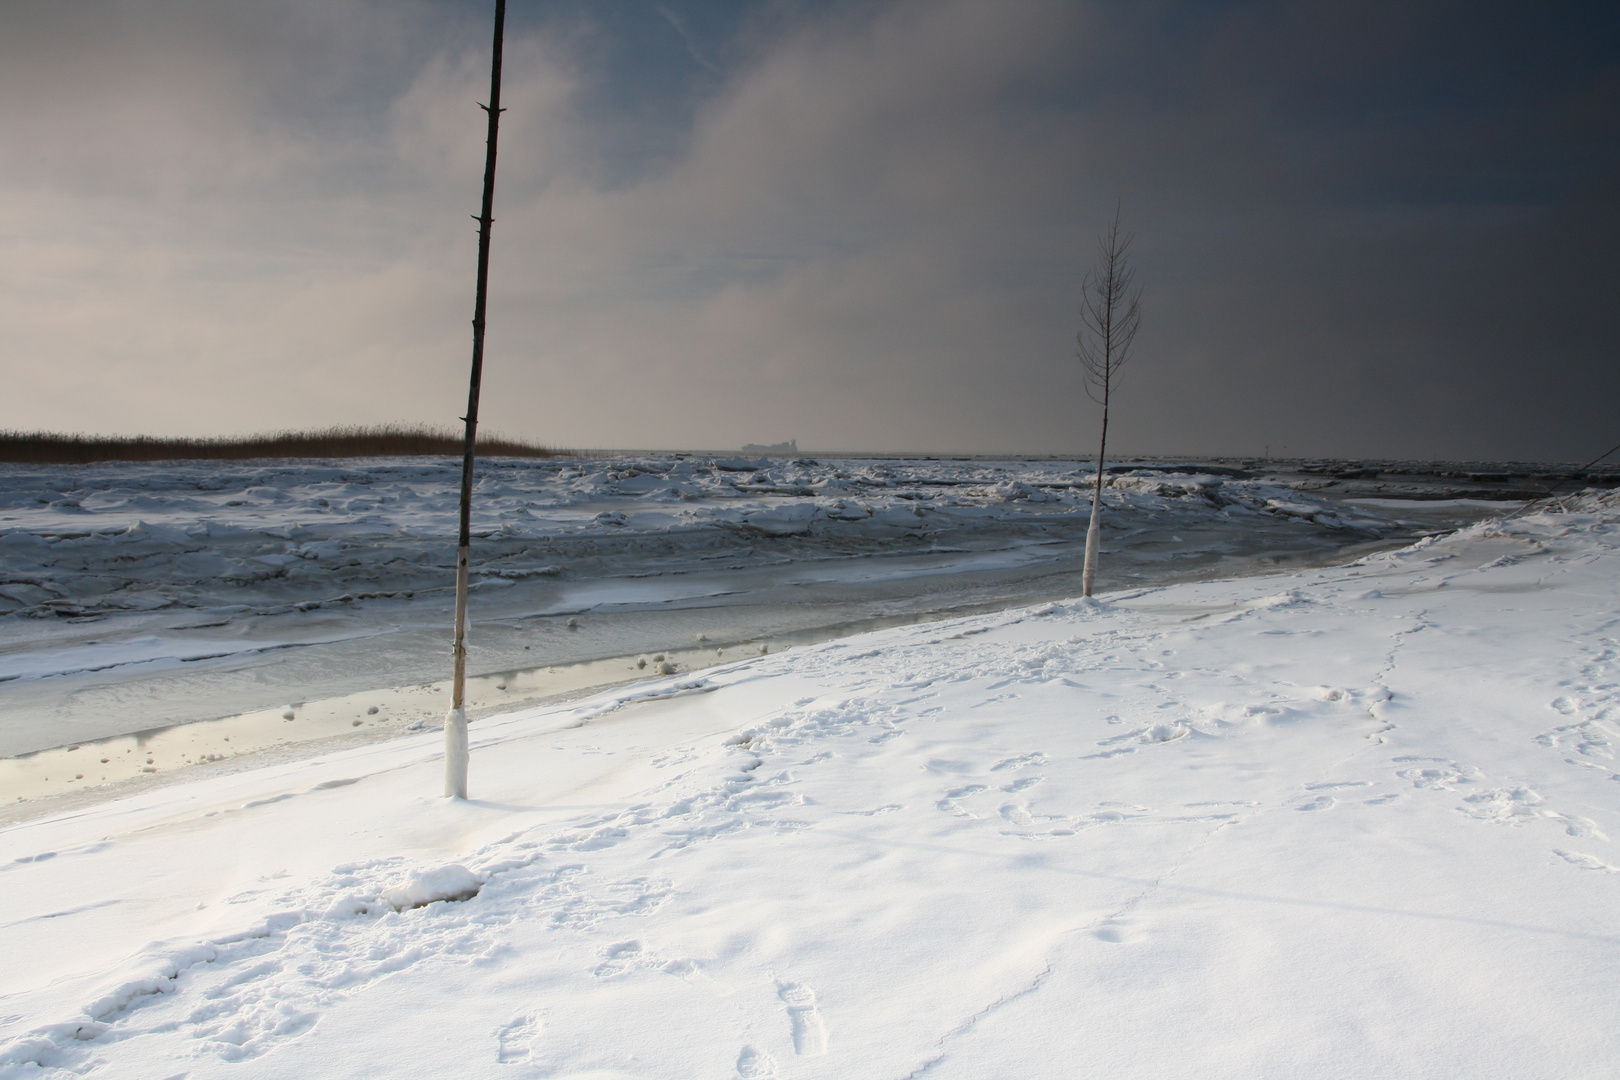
592, 940, 646, 978
777, 982, 828, 1056
1537, 718, 1616, 761
1092, 918, 1143, 944
1088, 806, 1147, 823
737, 1045, 779, 1078
842, 803, 903, 816
1459, 786, 1545, 825
1458, 787, 1606, 838
496, 1014, 541, 1064
1554, 849, 1619, 873
1295, 795, 1336, 812
659, 957, 733, 997
1392, 757, 1482, 790
1144, 723, 1188, 743
937, 785, 987, 816
991, 752, 1048, 771
1000, 803, 1035, 826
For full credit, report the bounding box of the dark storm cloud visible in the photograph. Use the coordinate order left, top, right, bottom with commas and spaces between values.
0, 1, 1614, 460
1084, 2, 1620, 460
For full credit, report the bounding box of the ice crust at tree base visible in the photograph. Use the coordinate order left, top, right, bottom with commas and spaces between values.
1, 495, 1616, 1077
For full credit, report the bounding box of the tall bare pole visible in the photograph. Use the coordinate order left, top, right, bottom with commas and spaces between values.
446, 0, 506, 800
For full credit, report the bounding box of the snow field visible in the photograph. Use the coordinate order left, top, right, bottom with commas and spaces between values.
1, 496, 1617, 1077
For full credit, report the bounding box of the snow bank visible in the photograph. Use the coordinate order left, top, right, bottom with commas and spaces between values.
2, 495, 1614, 1077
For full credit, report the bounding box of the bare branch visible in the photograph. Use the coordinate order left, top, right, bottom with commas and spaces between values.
1076, 207, 1143, 407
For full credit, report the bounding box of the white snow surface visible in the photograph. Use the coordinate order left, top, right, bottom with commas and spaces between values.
2, 495, 1617, 1077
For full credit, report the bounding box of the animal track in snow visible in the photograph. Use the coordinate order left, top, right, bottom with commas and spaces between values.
777, 981, 827, 1056
1295, 795, 1336, 812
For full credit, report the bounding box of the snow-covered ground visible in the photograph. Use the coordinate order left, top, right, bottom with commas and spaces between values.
2, 492, 1615, 1078
0, 456, 1448, 758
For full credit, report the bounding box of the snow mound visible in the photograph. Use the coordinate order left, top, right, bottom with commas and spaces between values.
380, 864, 481, 910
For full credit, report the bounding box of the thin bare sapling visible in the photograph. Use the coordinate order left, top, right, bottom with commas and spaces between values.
1076, 211, 1142, 597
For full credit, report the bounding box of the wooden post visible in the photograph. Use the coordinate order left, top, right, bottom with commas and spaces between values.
446, 0, 506, 800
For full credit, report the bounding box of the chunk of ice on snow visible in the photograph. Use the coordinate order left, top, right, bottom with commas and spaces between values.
381, 864, 481, 910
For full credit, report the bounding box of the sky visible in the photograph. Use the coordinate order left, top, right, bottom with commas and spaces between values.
1, 0, 1616, 461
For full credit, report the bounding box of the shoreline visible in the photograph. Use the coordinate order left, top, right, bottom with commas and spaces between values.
0, 525, 1455, 825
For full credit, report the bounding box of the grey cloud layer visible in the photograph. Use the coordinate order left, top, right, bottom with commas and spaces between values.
1, 0, 1615, 459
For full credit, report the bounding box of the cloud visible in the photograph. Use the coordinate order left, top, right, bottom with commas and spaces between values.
0, 0, 1615, 460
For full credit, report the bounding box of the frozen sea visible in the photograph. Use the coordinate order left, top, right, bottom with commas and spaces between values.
0, 455, 1506, 770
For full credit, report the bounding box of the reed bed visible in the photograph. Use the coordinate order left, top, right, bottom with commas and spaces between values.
0, 425, 557, 464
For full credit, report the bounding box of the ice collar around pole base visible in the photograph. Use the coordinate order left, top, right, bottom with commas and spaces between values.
444, 708, 469, 799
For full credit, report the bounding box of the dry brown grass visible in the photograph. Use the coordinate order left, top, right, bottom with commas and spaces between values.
0, 425, 557, 465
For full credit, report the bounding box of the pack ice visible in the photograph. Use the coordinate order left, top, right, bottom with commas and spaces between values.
0, 492, 1614, 1078
0, 456, 1389, 622
0, 456, 1406, 753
